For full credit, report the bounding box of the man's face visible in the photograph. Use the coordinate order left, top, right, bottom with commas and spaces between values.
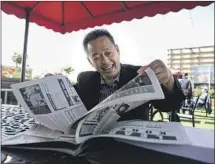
86, 36, 120, 80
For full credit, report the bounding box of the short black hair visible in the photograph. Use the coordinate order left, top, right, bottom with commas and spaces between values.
83, 29, 116, 52
184, 73, 188, 76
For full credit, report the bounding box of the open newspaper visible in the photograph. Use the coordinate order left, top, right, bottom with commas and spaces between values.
2, 68, 191, 156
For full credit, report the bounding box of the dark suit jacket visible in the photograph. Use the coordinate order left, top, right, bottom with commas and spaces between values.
74, 64, 185, 121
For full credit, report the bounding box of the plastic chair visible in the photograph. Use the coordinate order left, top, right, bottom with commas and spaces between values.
177, 96, 199, 127
196, 94, 211, 117
149, 104, 164, 122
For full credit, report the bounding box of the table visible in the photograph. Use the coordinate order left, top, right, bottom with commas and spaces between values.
2, 127, 214, 164
118, 127, 214, 164
1, 105, 214, 164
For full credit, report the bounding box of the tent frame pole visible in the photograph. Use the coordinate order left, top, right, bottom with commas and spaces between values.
21, 9, 30, 82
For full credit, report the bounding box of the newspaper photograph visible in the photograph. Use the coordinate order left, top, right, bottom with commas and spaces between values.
77, 103, 125, 137
105, 120, 191, 145
75, 68, 165, 143
79, 120, 191, 145
11, 75, 88, 133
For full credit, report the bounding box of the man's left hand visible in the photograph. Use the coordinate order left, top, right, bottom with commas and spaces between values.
137, 59, 175, 92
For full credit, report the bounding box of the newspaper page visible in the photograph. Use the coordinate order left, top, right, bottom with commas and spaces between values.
75, 68, 165, 144
2, 124, 63, 145
103, 120, 191, 145
77, 120, 191, 145
114, 127, 213, 164
2, 124, 80, 156
2, 123, 78, 147
11, 75, 88, 133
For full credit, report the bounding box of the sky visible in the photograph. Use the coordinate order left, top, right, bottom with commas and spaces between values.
2, 3, 214, 81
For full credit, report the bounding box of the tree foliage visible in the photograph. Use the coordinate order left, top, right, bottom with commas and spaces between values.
12, 52, 22, 68
62, 66, 74, 75
33, 75, 41, 80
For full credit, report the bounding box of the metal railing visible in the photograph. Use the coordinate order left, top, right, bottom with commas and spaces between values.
1, 88, 18, 105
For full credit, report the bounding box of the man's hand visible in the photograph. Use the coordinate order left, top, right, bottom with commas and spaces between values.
137, 59, 175, 92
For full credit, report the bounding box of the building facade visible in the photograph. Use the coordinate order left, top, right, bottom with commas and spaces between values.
167, 45, 214, 87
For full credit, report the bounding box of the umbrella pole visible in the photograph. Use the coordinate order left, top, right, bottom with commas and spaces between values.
21, 9, 30, 82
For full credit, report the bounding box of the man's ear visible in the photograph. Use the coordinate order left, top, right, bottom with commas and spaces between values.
115, 44, 120, 55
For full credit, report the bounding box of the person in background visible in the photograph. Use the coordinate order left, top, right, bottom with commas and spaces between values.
197, 87, 211, 114
177, 74, 183, 83
189, 87, 212, 115
197, 87, 209, 106
180, 73, 192, 106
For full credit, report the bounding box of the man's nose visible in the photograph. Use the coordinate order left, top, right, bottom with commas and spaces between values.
101, 54, 110, 64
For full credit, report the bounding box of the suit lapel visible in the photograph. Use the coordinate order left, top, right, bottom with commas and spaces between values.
119, 64, 134, 88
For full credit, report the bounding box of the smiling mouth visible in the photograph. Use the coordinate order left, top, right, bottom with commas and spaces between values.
102, 65, 114, 73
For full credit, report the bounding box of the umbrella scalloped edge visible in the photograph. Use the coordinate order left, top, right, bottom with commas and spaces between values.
1, 2, 213, 34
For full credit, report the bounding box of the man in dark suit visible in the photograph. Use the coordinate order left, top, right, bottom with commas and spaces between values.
73, 29, 193, 164
45, 29, 187, 164
74, 29, 185, 121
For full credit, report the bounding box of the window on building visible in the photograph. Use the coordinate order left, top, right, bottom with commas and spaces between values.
200, 47, 214, 52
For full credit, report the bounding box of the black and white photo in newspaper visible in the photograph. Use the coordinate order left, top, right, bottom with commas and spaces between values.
77, 103, 126, 137
19, 84, 52, 115
11, 75, 88, 133
101, 120, 191, 145
75, 68, 165, 144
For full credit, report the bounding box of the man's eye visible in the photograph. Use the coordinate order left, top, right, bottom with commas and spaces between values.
106, 52, 112, 56
93, 57, 100, 61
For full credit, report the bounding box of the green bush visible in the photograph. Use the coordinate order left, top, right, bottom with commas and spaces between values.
209, 89, 215, 98
193, 88, 202, 96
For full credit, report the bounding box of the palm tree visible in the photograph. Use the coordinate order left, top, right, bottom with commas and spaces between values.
12, 52, 22, 68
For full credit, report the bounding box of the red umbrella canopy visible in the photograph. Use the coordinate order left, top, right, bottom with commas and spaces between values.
1, 1, 212, 34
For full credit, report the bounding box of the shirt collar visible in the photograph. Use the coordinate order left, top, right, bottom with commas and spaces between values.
101, 73, 120, 86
